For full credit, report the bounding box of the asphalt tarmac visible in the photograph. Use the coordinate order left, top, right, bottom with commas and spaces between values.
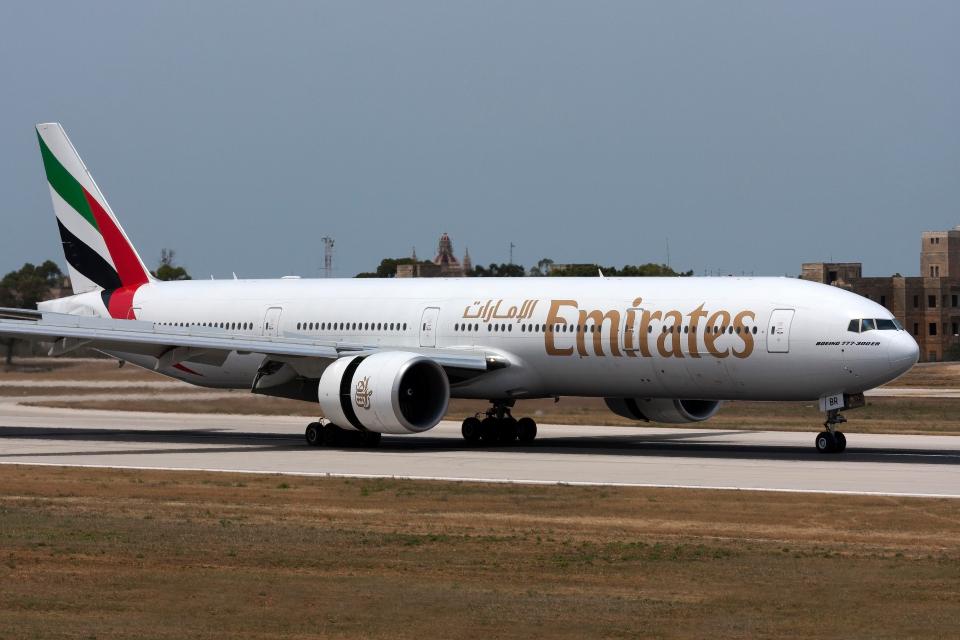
0, 402, 957, 497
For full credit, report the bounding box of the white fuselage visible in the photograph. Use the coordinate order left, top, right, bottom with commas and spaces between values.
41, 276, 918, 402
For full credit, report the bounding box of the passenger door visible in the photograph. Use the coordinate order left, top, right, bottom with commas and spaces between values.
767, 309, 795, 353
420, 307, 440, 347
263, 307, 283, 338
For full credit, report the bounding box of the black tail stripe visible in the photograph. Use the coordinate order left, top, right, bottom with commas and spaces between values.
100, 289, 113, 311
57, 219, 122, 290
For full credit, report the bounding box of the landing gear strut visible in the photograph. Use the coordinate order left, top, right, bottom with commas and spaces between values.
461, 402, 538, 445
815, 409, 847, 454
305, 421, 381, 448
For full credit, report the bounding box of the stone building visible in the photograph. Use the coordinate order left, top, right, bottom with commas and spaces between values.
396, 233, 472, 278
802, 227, 960, 362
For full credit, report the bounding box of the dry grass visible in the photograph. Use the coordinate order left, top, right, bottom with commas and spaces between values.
886, 361, 960, 388
0, 465, 957, 639
2, 358, 161, 382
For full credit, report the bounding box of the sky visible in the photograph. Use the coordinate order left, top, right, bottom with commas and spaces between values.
1, 1, 957, 279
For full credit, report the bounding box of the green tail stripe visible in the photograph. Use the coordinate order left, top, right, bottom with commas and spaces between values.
36, 131, 99, 231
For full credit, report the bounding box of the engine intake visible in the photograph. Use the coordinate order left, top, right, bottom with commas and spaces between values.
605, 397, 722, 424
318, 352, 450, 434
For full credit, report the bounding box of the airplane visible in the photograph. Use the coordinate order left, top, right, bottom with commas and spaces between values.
0, 123, 919, 454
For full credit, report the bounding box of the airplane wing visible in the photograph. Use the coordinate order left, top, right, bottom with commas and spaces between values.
0, 308, 505, 382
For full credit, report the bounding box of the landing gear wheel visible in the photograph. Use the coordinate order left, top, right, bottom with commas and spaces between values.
305, 422, 323, 447
462, 417, 482, 443
516, 417, 537, 443
479, 417, 499, 444
497, 417, 518, 444
815, 431, 837, 454
835, 432, 846, 452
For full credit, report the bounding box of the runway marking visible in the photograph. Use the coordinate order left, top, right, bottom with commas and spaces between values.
1, 461, 958, 500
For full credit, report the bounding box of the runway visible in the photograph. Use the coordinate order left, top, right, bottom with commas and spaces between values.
0, 401, 958, 498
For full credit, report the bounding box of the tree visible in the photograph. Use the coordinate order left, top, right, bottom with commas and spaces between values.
0, 260, 64, 365
528, 258, 555, 277
540, 260, 693, 277
617, 263, 693, 277
152, 249, 191, 281
471, 263, 526, 277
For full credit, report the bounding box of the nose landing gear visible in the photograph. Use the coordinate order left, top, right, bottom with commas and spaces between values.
462, 402, 538, 445
815, 409, 847, 453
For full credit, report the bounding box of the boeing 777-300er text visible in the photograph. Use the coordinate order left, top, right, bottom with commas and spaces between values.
0, 124, 920, 453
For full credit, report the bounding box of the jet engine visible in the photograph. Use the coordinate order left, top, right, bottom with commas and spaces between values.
604, 397, 722, 424
318, 352, 450, 434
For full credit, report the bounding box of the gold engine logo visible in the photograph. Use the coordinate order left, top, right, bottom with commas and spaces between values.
354, 376, 373, 410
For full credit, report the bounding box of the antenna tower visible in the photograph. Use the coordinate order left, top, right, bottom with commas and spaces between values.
321, 236, 335, 278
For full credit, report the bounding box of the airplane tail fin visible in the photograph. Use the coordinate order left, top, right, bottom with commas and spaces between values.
36, 123, 153, 296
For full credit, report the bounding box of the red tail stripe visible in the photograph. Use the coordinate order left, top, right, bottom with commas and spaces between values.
83, 190, 149, 288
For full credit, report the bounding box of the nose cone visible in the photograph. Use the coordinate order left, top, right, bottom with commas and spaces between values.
888, 332, 920, 377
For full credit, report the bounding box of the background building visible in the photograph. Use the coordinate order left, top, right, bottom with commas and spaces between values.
802, 227, 960, 362
396, 233, 472, 278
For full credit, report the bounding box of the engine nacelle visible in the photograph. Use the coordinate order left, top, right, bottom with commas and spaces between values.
318, 352, 450, 434
604, 397, 722, 424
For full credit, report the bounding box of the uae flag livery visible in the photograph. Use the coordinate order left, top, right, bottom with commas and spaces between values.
36, 123, 152, 319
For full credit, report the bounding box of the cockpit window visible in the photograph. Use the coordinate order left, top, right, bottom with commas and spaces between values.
849, 318, 902, 332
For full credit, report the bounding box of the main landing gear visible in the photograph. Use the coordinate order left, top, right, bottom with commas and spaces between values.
305, 421, 382, 448
815, 409, 847, 454
461, 402, 538, 445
